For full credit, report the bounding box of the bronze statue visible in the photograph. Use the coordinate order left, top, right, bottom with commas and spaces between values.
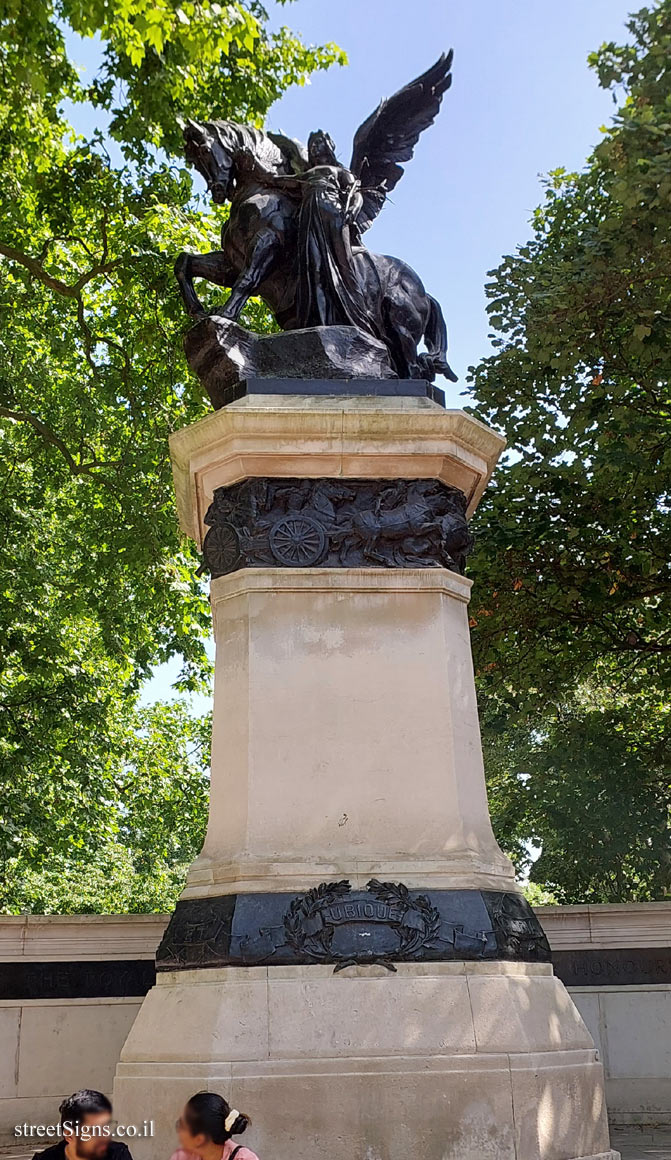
175, 54, 458, 385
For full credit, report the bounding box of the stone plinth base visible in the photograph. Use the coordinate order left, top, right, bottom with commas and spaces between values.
117, 394, 619, 1160
211, 375, 447, 410
184, 319, 396, 408
114, 961, 619, 1160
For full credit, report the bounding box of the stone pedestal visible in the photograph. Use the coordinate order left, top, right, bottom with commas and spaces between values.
114, 393, 618, 1160
187, 566, 513, 897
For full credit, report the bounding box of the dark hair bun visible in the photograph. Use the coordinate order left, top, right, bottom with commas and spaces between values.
184, 1093, 251, 1143
230, 1113, 251, 1137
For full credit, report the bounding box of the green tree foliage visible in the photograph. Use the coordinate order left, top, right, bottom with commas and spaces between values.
3, 702, 212, 912
0, 0, 344, 911
470, 2, 671, 901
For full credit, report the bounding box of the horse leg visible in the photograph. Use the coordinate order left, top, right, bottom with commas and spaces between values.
174, 251, 232, 318
220, 228, 281, 320
339, 532, 357, 567
384, 304, 424, 380
418, 295, 458, 383
397, 323, 424, 379
362, 532, 387, 565
371, 255, 439, 380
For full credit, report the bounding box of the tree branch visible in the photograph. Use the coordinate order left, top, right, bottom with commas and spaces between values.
0, 407, 118, 476
0, 242, 125, 297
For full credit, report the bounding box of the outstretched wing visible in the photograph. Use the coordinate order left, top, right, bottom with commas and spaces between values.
267, 131, 309, 174
350, 52, 453, 232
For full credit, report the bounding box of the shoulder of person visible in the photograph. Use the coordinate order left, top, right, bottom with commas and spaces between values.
231, 1147, 259, 1160
32, 1143, 65, 1160
108, 1143, 134, 1160
167, 1149, 198, 1160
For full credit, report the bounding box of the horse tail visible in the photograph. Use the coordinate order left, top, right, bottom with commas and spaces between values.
419, 295, 458, 382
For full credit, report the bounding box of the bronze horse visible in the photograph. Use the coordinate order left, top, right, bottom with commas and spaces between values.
174, 56, 458, 382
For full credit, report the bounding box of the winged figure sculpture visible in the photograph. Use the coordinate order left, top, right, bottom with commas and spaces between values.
175, 53, 457, 382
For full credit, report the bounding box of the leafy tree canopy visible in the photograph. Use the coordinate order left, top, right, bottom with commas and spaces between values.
0, 0, 344, 911
470, 1, 671, 901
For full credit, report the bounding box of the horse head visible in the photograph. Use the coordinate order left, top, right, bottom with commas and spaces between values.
183, 119, 291, 204
183, 118, 241, 203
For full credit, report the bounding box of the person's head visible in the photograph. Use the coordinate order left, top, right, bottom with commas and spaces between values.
59, 1091, 113, 1159
177, 1092, 251, 1155
307, 130, 338, 166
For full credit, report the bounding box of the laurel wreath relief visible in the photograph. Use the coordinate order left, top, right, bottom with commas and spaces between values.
283, 878, 441, 971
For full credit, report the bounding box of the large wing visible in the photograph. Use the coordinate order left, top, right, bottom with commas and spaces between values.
350, 52, 453, 232
267, 131, 309, 174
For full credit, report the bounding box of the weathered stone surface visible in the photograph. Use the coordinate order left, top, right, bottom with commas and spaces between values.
183, 316, 396, 408
114, 962, 616, 1160
181, 566, 516, 899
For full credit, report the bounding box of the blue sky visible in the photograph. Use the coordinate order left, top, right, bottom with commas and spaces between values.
64, 0, 638, 702
66, 0, 637, 401
263, 0, 635, 400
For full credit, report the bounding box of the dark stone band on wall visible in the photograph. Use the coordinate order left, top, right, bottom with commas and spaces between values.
0, 959, 155, 1001
155, 884, 551, 972
2, 940, 670, 999
200, 477, 473, 579
552, 947, 671, 988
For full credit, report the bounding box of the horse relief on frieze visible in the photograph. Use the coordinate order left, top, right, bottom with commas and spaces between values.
199, 477, 473, 577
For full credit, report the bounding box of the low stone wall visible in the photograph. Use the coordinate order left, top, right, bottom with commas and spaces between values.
537, 902, 671, 1127
0, 916, 162, 1143
0, 904, 669, 1141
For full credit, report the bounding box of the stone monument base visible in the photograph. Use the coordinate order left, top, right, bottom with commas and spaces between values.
115, 395, 618, 1160
115, 960, 618, 1160
184, 318, 399, 408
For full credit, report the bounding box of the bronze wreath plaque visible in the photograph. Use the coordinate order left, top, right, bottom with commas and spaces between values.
155, 886, 551, 971
284, 879, 442, 972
